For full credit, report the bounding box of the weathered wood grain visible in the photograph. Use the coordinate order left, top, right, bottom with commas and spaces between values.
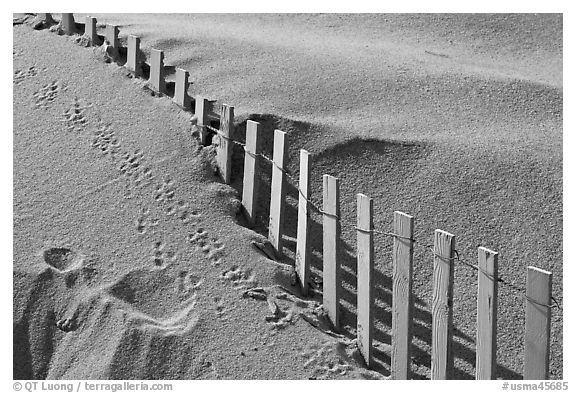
431, 229, 455, 380
476, 247, 498, 380
268, 130, 288, 256
241, 121, 261, 226
356, 193, 374, 367
149, 49, 165, 93
524, 266, 552, 380
392, 211, 414, 379
216, 104, 234, 184
295, 149, 312, 295
323, 174, 341, 329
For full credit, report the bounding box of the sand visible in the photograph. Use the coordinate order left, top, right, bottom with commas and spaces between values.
13, 13, 562, 380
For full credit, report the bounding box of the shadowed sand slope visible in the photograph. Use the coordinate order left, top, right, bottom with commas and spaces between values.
13, 13, 562, 380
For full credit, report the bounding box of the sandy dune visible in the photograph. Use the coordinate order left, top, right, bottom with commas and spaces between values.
13, 14, 562, 379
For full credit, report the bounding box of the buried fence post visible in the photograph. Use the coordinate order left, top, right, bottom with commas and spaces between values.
174, 68, 190, 108
127, 35, 141, 76
476, 247, 498, 380
431, 229, 455, 380
61, 13, 75, 35
323, 174, 341, 329
268, 130, 288, 257
295, 149, 312, 296
392, 211, 415, 379
356, 193, 374, 367
216, 104, 234, 184
241, 120, 261, 226
524, 266, 552, 380
194, 96, 210, 146
84, 16, 98, 45
149, 49, 166, 93
105, 24, 119, 60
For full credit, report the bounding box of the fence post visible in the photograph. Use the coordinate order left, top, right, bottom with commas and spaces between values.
149, 49, 165, 93
476, 247, 498, 380
524, 266, 552, 380
268, 130, 288, 257
356, 193, 374, 367
194, 96, 209, 146
431, 229, 455, 380
241, 120, 261, 227
127, 35, 141, 76
392, 211, 415, 379
84, 16, 98, 45
105, 24, 119, 60
295, 149, 312, 296
61, 13, 75, 35
174, 68, 190, 108
323, 174, 341, 329
216, 104, 234, 184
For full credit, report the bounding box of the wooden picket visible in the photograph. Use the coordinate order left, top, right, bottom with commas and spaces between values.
431, 229, 455, 380
524, 266, 552, 380
127, 35, 141, 76
323, 174, 341, 329
268, 130, 288, 257
295, 149, 311, 295
150, 49, 165, 93
174, 68, 190, 108
84, 16, 98, 45
61, 13, 75, 35
391, 211, 414, 379
241, 120, 261, 226
194, 96, 210, 146
216, 104, 234, 184
356, 193, 374, 367
105, 24, 119, 60
476, 247, 498, 380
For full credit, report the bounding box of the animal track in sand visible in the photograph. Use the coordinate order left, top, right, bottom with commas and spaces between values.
177, 270, 203, 294
187, 228, 224, 266
214, 297, 226, 317
62, 98, 93, 132
221, 266, 257, 289
152, 240, 176, 268
13, 66, 42, 85
33, 80, 66, 108
92, 122, 121, 158
135, 206, 159, 235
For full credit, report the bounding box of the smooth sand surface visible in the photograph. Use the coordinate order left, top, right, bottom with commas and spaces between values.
14, 14, 562, 379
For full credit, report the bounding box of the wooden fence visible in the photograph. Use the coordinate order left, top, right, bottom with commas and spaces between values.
46, 14, 558, 380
